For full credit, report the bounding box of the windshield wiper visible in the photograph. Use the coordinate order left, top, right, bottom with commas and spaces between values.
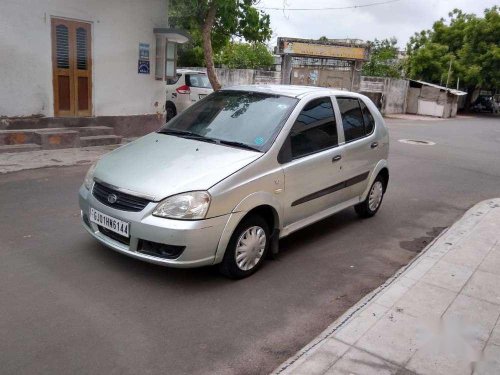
214, 139, 262, 152
158, 129, 205, 139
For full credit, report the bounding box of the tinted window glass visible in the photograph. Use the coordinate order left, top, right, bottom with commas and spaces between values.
166, 73, 181, 85
360, 100, 375, 134
186, 74, 212, 88
160, 91, 297, 151
290, 97, 338, 158
337, 97, 365, 142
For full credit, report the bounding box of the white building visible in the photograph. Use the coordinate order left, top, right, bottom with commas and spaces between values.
0, 0, 188, 147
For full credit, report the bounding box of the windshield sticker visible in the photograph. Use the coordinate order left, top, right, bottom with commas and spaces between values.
254, 137, 265, 146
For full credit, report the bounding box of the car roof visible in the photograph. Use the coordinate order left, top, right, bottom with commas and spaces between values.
222, 84, 357, 99
177, 69, 206, 75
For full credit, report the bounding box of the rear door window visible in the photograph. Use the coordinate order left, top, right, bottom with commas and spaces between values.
290, 97, 338, 159
360, 100, 375, 134
185, 74, 212, 88
337, 97, 365, 142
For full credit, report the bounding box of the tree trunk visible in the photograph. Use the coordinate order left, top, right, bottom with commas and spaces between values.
202, 2, 221, 91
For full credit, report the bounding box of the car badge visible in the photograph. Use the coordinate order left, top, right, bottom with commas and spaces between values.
107, 194, 118, 204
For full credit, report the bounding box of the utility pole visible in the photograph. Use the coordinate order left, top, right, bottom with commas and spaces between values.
457, 77, 460, 90
446, 58, 452, 88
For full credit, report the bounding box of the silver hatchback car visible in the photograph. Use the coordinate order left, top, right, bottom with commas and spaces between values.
79, 85, 389, 278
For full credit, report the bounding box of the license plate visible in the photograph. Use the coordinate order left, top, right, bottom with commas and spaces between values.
199, 94, 207, 99
90, 208, 130, 238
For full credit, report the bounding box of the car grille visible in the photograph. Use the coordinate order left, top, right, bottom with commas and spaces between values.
98, 225, 130, 245
92, 182, 151, 212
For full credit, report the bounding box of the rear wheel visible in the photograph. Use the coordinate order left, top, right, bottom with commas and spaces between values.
355, 175, 385, 218
219, 215, 269, 279
165, 102, 176, 122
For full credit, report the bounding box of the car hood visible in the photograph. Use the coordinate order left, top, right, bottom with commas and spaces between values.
93, 133, 261, 201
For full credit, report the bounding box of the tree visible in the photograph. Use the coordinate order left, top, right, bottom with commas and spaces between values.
215, 42, 274, 69
169, 0, 272, 90
362, 38, 402, 78
405, 7, 499, 98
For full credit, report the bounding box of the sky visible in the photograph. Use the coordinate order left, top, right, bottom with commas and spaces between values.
257, 0, 498, 48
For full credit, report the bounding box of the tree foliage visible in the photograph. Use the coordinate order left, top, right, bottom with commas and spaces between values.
214, 42, 274, 69
169, 0, 272, 89
405, 7, 499, 91
362, 38, 402, 78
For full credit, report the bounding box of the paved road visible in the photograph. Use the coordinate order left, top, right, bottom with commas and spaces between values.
1, 115, 499, 375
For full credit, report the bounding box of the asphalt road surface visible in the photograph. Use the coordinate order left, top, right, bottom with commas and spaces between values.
1, 115, 499, 375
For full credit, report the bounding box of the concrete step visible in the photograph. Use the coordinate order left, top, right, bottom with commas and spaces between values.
0, 143, 42, 154
0, 130, 36, 146
33, 129, 80, 149
80, 135, 122, 147
76, 126, 115, 137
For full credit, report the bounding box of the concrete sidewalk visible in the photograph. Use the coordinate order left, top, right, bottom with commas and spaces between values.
274, 199, 500, 375
0, 137, 137, 174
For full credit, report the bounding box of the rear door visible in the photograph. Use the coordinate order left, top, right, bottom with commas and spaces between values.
281, 97, 345, 226
334, 96, 378, 199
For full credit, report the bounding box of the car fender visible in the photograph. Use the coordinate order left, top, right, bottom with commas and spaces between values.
360, 159, 389, 201
213, 191, 282, 264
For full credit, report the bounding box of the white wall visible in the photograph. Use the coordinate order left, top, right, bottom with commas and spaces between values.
0, 0, 168, 118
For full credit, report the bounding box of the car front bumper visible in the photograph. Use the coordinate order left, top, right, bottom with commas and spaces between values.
79, 185, 231, 268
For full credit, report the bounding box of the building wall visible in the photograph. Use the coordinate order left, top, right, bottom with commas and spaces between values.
181, 67, 282, 87
0, 0, 168, 118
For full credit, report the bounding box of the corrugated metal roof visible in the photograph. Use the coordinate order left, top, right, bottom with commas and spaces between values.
410, 80, 467, 96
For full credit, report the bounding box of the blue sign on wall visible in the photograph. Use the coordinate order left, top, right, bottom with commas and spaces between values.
138, 60, 150, 74
139, 43, 150, 60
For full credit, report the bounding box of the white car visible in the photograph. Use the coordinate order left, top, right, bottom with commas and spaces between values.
165, 69, 213, 121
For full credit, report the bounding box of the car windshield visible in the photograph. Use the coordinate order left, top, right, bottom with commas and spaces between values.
159, 90, 298, 152
186, 74, 212, 89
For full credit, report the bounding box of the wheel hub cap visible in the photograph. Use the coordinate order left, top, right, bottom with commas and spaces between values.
235, 226, 266, 271
368, 181, 383, 211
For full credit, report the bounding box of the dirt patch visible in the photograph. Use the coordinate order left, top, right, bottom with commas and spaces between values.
399, 226, 447, 253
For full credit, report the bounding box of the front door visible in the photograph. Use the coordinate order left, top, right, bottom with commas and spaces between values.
281, 97, 345, 227
51, 18, 92, 117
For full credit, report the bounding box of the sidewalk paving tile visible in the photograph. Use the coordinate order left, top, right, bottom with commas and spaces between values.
441, 243, 491, 269
403, 257, 438, 282
462, 270, 500, 305
478, 243, 500, 276
419, 260, 474, 293
474, 344, 500, 374
406, 339, 481, 375
374, 276, 417, 308
355, 310, 422, 365
324, 347, 399, 375
335, 303, 388, 345
489, 321, 500, 346
393, 281, 456, 319
442, 294, 500, 343
285, 339, 350, 375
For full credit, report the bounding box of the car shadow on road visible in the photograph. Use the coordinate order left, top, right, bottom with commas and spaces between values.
84, 208, 362, 287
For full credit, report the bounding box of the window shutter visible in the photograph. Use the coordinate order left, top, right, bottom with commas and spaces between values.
55, 24, 70, 69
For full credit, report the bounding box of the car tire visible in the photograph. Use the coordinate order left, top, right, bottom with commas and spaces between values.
355, 174, 386, 218
219, 215, 270, 279
165, 102, 177, 122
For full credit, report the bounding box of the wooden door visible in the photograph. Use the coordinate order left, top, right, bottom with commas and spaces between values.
51, 18, 92, 117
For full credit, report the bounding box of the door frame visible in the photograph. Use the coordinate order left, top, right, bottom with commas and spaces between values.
51, 17, 93, 117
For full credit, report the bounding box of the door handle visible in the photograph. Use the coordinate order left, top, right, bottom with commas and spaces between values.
370, 142, 379, 149
332, 155, 342, 162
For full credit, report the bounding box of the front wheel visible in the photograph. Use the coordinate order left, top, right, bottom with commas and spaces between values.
219, 215, 269, 279
355, 175, 385, 218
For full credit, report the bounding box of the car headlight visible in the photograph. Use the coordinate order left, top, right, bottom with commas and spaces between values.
153, 191, 211, 220
83, 162, 97, 190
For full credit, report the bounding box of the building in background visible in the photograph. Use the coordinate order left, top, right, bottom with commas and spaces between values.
276, 37, 370, 91
406, 80, 467, 118
0, 0, 188, 152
